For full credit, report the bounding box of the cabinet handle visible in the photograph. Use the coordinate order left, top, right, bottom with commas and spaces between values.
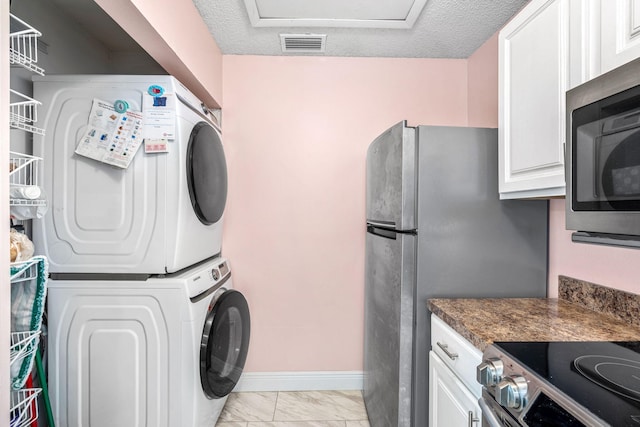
436, 341, 458, 360
468, 411, 480, 427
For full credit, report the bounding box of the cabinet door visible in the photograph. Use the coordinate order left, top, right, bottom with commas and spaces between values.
429, 352, 481, 427
601, 0, 640, 74
499, 0, 569, 199
569, 0, 601, 88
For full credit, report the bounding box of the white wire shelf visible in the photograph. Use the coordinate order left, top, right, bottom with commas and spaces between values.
9, 90, 44, 135
9, 152, 44, 207
9, 152, 41, 185
10, 388, 41, 427
10, 258, 40, 283
10, 331, 41, 371
9, 14, 44, 76
9, 151, 42, 185
10, 90, 40, 123
9, 199, 47, 207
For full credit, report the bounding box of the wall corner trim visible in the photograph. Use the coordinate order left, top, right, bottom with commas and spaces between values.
235, 371, 364, 392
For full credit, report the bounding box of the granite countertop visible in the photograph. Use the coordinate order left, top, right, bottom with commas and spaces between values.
427, 276, 640, 352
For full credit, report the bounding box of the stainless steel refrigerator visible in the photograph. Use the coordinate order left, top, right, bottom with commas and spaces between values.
364, 122, 548, 427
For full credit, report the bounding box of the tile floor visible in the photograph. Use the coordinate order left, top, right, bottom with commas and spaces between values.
215, 390, 371, 427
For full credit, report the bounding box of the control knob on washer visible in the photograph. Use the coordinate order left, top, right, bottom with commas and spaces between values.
477, 358, 504, 386
497, 375, 528, 410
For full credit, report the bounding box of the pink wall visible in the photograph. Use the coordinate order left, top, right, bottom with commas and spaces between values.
96, 0, 223, 107
548, 200, 640, 297
222, 56, 468, 372
467, 34, 499, 127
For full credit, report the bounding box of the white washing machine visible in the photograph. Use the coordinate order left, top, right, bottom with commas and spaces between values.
46, 257, 250, 427
32, 75, 227, 274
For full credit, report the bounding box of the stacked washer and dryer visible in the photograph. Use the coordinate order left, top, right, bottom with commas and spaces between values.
32, 75, 250, 427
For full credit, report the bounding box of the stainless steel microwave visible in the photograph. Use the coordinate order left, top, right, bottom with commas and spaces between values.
566, 57, 640, 248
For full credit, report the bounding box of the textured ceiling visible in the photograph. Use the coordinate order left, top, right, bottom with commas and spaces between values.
193, 0, 529, 58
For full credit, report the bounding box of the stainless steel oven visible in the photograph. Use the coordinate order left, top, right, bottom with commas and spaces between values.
477, 341, 640, 426
566, 57, 640, 248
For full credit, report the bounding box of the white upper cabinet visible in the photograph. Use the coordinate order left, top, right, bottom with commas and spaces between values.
498, 0, 604, 199
569, 0, 601, 89
499, 0, 573, 199
601, 0, 640, 74
499, 0, 640, 199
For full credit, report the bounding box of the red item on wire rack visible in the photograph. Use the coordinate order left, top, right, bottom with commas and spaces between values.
25, 374, 38, 427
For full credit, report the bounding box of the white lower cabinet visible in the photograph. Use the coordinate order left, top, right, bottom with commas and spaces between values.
429, 352, 481, 427
429, 315, 482, 427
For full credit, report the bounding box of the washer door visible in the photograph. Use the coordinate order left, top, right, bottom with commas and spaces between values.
200, 289, 250, 399
187, 122, 228, 225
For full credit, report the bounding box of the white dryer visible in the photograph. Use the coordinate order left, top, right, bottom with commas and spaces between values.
46, 257, 251, 427
32, 75, 227, 274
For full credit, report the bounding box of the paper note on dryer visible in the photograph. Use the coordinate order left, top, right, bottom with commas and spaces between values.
75, 98, 144, 169
143, 92, 176, 140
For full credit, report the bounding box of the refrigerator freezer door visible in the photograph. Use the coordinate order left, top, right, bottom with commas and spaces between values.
364, 226, 416, 427
366, 121, 417, 231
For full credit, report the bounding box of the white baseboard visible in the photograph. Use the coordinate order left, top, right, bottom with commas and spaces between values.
234, 371, 364, 392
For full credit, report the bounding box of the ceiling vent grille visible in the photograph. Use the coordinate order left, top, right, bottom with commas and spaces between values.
280, 34, 326, 53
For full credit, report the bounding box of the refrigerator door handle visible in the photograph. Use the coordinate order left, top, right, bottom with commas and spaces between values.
366, 225, 397, 240
366, 220, 396, 229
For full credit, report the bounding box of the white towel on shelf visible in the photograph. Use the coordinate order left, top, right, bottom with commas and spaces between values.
9, 185, 48, 220
9, 185, 42, 200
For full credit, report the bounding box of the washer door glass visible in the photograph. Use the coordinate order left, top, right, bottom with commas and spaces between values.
187, 122, 228, 225
200, 289, 250, 399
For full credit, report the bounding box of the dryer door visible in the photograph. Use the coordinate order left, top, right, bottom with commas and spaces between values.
200, 289, 250, 399
187, 122, 228, 225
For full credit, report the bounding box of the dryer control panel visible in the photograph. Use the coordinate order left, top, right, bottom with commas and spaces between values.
187, 258, 230, 300
217, 261, 229, 278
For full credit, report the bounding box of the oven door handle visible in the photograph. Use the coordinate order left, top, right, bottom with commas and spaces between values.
478, 397, 503, 427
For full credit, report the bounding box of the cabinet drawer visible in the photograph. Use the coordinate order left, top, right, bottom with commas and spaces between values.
431, 314, 482, 397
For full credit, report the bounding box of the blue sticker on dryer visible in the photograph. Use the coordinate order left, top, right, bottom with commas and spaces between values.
153, 97, 167, 107
148, 85, 165, 97
114, 99, 129, 113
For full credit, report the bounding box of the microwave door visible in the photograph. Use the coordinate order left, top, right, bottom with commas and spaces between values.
594, 134, 602, 200
574, 118, 603, 205
600, 129, 640, 204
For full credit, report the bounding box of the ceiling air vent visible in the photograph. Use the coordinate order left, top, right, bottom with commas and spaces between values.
280, 34, 326, 53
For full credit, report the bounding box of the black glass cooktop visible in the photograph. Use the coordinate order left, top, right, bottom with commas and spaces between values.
494, 341, 640, 426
